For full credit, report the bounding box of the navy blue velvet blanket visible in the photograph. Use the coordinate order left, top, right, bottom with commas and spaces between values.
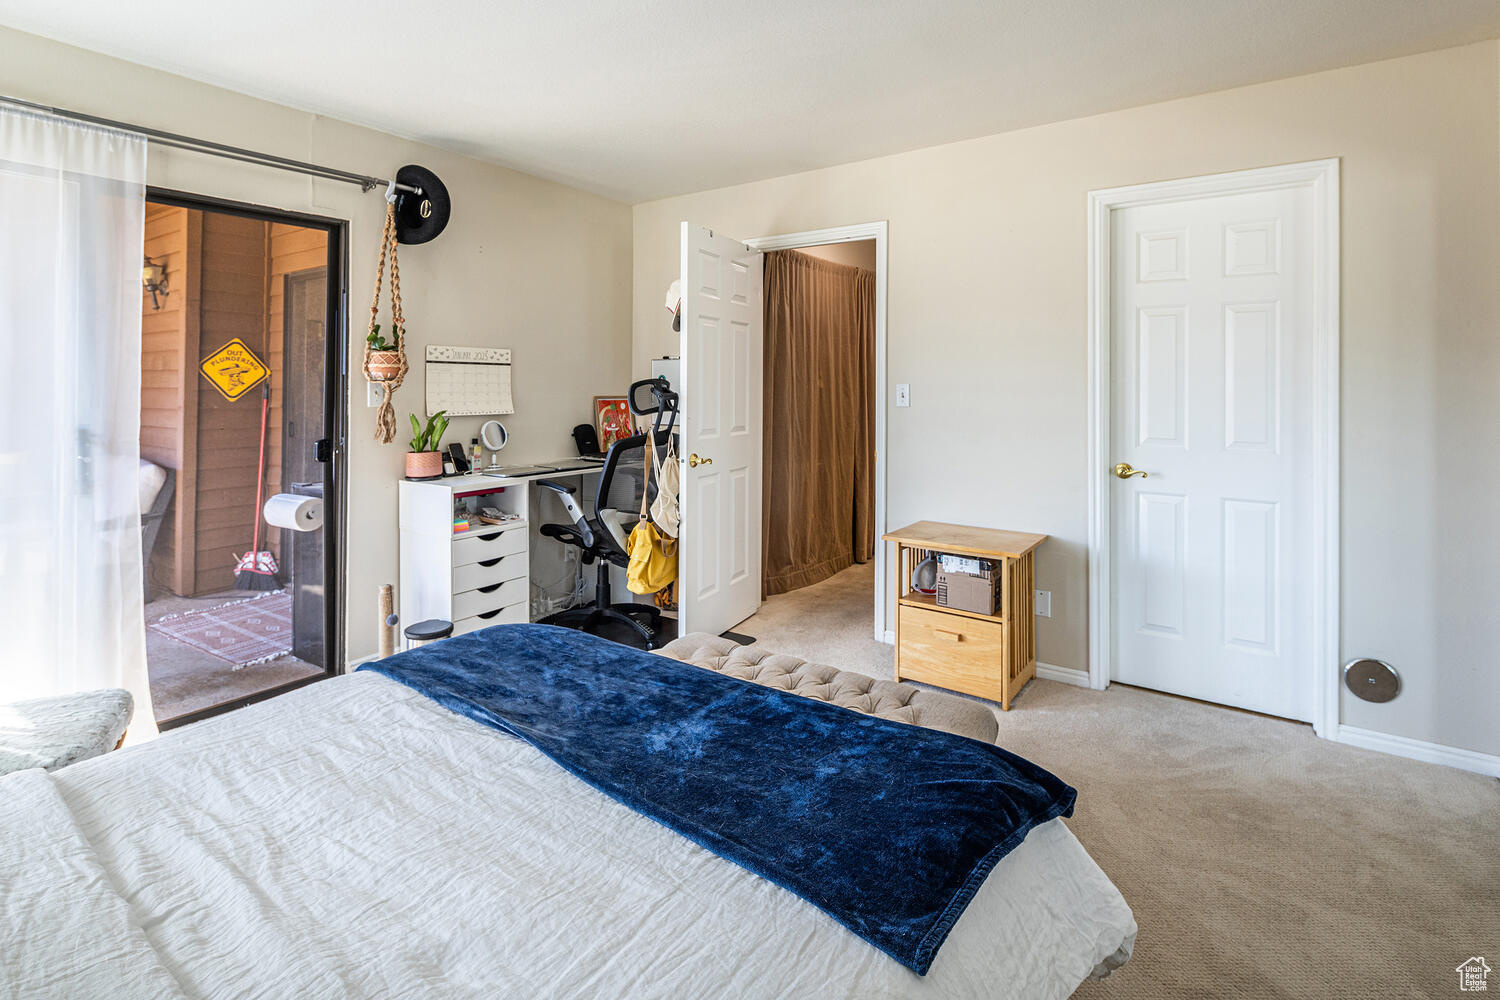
361, 624, 1075, 975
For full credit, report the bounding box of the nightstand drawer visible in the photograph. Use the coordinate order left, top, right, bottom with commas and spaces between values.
897, 604, 1008, 702
452, 576, 528, 621
452, 527, 526, 568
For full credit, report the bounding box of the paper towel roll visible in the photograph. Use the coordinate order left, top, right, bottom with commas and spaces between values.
263, 493, 323, 532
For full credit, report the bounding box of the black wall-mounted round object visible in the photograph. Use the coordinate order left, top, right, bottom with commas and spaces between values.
394, 164, 450, 245
1343, 657, 1400, 703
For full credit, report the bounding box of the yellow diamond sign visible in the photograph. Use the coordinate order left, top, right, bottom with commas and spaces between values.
199, 339, 269, 401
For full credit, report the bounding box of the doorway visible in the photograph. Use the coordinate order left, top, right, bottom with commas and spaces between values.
1087, 161, 1340, 730
673, 222, 889, 642
758, 240, 878, 622
747, 225, 889, 644
137, 190, 346, 727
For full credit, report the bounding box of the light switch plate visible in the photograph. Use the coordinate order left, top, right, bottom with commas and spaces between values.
367, 382, 384, 408
1034, 590, 1051, 618
895, 383, 910, 407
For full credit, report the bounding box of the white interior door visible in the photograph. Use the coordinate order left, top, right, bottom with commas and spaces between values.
1110, 187, 1313, 721
678, 223, 763, 636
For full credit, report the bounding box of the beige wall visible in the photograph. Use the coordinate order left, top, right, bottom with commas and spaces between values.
633, 42, 1500, 758
2, 27, 633, 664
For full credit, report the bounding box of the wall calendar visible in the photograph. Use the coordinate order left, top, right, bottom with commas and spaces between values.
424, 345, 514, 416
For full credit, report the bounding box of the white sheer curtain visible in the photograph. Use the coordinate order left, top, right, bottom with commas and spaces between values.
0, 105, 156, 738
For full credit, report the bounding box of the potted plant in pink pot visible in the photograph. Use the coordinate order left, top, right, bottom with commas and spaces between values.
406, 410, 448, 480
366, 325, 404, 382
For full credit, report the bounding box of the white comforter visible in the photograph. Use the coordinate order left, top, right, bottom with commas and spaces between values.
0, 672, 1135, 999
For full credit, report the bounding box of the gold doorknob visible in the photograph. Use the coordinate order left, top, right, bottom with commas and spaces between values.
1114, 462, 1148, 479
688, 453, 713, 468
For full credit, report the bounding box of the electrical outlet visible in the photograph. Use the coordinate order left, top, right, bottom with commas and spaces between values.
367, 382, 384, 408
1034, 590, 1051, 618
895, 383, 910, 407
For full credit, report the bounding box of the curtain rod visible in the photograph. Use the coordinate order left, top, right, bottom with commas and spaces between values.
1, 95, 421, 196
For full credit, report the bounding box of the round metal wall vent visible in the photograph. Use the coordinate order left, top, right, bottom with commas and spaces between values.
1343, 658, 1401, 703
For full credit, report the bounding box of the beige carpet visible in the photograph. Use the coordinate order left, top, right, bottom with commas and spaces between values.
737, 563, 1500, 999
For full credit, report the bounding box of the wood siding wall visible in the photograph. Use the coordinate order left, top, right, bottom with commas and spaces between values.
265, 224, 329, 555
141, 205, 188, 467
141, 206, 327, 597
190, 212, 273, 594
140, 204, 191, 597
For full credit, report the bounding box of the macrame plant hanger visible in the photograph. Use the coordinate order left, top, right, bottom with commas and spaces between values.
362, 189, 407, 443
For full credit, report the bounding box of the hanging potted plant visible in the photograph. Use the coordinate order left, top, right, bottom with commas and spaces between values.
366, 324, 404, 382
406, 410, 448, 480
362, 202, 409, 444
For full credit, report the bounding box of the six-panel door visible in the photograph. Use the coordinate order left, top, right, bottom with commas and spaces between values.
678, 223, 764, 637
1110, 187, 1313, 721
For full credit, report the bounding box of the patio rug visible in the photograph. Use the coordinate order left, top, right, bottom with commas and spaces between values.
149, 591, 293, 668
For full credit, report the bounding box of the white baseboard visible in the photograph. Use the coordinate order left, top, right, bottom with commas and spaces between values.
1335, 725, 1500, 778
882, 629, 895, 645
1035, 662, 1090, 687
345, 653, 382, 673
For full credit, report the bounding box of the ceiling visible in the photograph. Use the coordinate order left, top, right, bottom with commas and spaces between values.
3, 0, 1498, 203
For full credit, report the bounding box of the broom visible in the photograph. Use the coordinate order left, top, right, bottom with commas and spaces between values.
234, 384, 279, 590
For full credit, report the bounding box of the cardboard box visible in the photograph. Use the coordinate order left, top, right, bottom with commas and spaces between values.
935, 568, 1000, 616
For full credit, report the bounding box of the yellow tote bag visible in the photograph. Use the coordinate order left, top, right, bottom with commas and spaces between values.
626, 436, 678, 594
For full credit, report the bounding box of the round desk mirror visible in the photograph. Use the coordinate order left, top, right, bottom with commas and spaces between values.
479, 420, 508, 452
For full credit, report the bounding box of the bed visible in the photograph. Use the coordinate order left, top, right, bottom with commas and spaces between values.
0, 627, 1134, 999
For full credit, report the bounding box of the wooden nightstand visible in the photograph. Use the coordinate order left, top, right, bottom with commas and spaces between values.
883, 521, 1047, 711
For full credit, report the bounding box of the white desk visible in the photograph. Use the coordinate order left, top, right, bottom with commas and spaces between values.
470, 459, 606, 481
398, 464, 606, 636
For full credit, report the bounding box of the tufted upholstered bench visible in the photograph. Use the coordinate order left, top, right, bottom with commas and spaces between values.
656, 633, 999, 744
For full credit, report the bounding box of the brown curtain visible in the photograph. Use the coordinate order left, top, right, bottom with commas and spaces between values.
762, 249, 875, 597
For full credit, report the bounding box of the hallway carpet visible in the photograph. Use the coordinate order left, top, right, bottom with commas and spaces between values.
736, 564, 1499, 998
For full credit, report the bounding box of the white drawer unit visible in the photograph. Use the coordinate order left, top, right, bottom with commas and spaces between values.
399, 476, 531, 640
452, 527, 527, 567
452, 551, 527, 593
453, 602, 529, 636
452, 576, 528, 621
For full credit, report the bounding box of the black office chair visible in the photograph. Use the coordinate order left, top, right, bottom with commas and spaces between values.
536, 432, 666, 649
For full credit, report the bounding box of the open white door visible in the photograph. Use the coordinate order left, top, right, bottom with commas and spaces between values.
678, 223, 763, 637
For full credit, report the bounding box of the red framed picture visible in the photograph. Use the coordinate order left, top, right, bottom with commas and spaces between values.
594, 396, 633, 452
